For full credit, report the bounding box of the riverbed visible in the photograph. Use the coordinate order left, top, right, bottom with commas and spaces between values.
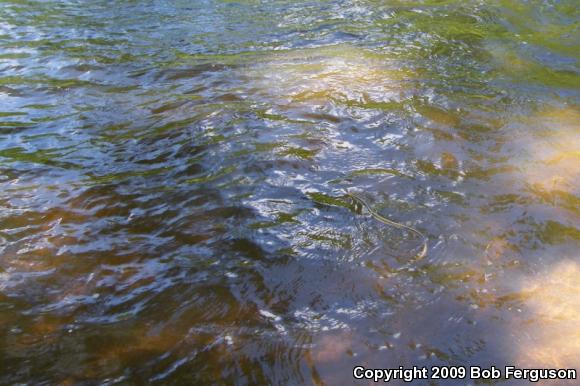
1, 0, 578, 384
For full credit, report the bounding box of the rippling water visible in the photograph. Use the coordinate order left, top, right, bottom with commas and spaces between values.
1, 0, 579, 384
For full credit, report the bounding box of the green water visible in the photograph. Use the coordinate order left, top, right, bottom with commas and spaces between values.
0, 0, 579, 384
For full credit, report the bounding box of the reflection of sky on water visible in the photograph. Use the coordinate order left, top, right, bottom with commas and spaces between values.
1, 0, 579, 384
247, 45, 407, 106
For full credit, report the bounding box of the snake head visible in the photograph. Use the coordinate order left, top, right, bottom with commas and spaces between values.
343, 189, 364, 213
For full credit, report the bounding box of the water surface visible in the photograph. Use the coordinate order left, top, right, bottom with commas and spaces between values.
1, 0, 579, 384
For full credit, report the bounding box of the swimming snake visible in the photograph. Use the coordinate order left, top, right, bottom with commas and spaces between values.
345, 191, 428, 260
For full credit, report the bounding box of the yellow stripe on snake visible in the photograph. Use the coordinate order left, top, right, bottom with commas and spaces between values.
346, 191, 428, 260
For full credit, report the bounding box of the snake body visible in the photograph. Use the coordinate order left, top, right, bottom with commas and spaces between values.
346, 191, 428, 260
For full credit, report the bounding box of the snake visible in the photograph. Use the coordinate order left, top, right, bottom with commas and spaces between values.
345, 190, 428, 260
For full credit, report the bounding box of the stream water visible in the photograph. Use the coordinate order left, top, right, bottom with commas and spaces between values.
1, 0, 579, 384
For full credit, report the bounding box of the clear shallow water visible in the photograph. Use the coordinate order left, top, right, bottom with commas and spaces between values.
0, 0, 578, 384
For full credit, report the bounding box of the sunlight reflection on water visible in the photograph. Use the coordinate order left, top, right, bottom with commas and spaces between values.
0, 0, 578, 384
